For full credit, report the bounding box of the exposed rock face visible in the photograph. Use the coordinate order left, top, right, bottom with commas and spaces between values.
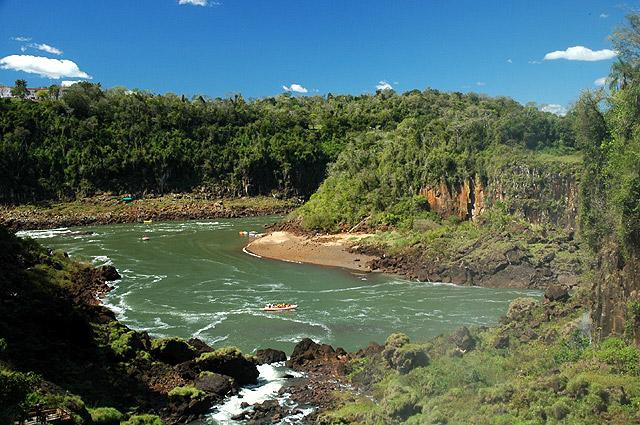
256, 348, 287, 365
194, 372, 234, 398
420, 178, 484, 221
506, 297, 538, 322
286, 338, 337, 369
151, 338, 197, 365
196, 349, 259, 385
420, 163, 579, 228
450, 326, 476, 352
544, 284, 570, 303
591, 241, 640, 344
99, 265, 121, 281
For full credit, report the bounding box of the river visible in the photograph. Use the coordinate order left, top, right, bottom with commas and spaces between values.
18, 216, 540, 354
18, 217, 540, 423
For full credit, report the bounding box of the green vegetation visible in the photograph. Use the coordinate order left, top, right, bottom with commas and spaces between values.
167, 386, 206, 401
293, 106, 575, 231
88, 407, 123, 425
0, 82, 572, 204
121, 414, 164, 425
321, 293, 640, 425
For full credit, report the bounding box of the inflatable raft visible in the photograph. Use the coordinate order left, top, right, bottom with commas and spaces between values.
263, 304, 298, 312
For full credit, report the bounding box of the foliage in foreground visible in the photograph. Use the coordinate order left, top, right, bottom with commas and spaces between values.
320, 292, 640, 425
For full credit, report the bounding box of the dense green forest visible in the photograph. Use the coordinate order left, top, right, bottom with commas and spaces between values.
0, 79, 573, 204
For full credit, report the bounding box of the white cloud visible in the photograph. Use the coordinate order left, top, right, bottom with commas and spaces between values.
376, 80, 393, 90
507, 58, 513, 63
32, 43, 63, 55
282, 83, 308, 93
594, 76, 608, 86
528, 60, 541, 64
178, 0, 220, 5
540, 104, 568, 116
11, 36, 31, 42
600, 13, 608, 18
61, 80, 84, 87
543, 46, 617, 61
476, 81, 486, 86
0, 55, 91, 79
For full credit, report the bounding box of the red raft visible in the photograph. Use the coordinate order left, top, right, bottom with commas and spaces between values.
263, 303, 298, 312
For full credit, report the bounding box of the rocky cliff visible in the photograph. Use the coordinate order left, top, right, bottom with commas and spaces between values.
420, 155, 580, 228
591, 241, 640, 344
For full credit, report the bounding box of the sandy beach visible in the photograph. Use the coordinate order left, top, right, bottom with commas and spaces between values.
245, 231, 379, 272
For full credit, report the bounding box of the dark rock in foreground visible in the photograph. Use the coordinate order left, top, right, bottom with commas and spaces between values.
256, 348, 287, 365
196, 347, 259, 385
544, 283, 570, 303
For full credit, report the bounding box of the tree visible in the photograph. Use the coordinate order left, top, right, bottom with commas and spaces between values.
11, 80, 28, 99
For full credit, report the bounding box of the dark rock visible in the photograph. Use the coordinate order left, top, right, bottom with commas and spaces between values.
174, 360, 198, 380
240, 402, 250, 409
151, 338, 197, 365
287, 338, 336, 368
506, 297, 537, 322
519, 329, 538, 343
194, 372, 233, 398
99, 265, 121, 281
354, 341, 383, 358
493, 334, 510, 349
544, 284, 569, 303
187, 338, 214, 356
542, 252, 556, 264
196, 348, 259, 385
231, 412, 247, 421
450, 326, 476, 352
256, 348, 287, 365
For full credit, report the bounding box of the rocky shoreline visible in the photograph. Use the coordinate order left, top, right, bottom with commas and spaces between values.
75, 258, 354, 424
0, 194, 299, 231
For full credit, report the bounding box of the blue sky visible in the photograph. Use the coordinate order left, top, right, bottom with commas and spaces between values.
0, 0, 634, 112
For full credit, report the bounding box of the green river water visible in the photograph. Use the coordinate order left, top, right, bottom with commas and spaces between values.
18, 217, 540, 354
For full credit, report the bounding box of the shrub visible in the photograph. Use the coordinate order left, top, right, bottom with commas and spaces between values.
89, 407, 123, 425
168, 385, 205, 401
591, 337, 640, 375
121, 414, 164, 425
0, 369, 39, 424
547, 398, 571, 420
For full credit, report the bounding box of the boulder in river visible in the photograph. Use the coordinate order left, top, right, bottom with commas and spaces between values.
195, 347, 259, 385
287, 338, 336, 368
194, 372, 234, 398
99, 265, 121, 281
256, 348, 287, 365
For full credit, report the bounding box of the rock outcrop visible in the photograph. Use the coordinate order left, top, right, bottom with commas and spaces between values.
420, 159, 579, 228
591, 241, 640, 344
195, 348, 259, 385
256, 348, 287, 365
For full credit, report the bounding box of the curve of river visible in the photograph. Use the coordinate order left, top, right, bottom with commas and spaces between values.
19, 216, 540, 354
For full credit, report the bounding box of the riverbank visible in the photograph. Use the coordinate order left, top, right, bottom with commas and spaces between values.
0, 194, 299, 231
248, 218, 587, 289
245, 230, 378, 272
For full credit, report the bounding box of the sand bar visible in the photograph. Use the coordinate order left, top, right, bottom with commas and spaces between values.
245, 231, 379, 272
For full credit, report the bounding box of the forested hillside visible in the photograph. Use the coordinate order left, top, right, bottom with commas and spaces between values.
0, 84, 572, 204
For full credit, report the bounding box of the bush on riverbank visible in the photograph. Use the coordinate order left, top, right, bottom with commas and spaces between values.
322, 292, 640, 425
